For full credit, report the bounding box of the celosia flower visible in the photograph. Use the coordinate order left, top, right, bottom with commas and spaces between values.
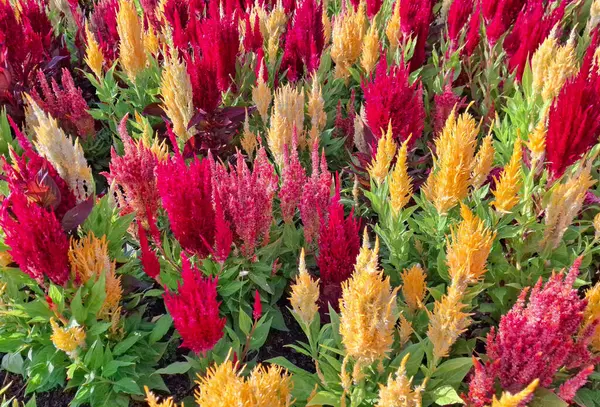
487, 379, 539, 407
184, 50, 221, 114
386, 0, 401, 53
145, 386, 180, 407
423, 109, 480, 214
84, 23, 106, 79
446, 204, 496, 285
400, 0, 434, 71
331, 3, 366, 79
468, 259, 595, 405
290, 248, 320, 326
361, 23, 380, 77
527, 118, 547, 167
471, 133, 496, 189
252, 52, 272, 123
545, 46, 600, 178
279, 0, 324, 81
482, 0, 524, 47
144, 25, 159, 57
299, 143, 332, 244
0, 192, 70, 286
103, 116, 161, 223
253, 289, 262, 321
542, 158, 596, 250
243, 13, 263, 53
31, 69, 95, 139
164, 255, 225, 355
138, 223, 161, 279
368, 122, 397, 184
279, 133, 307, 223
363, 56, 424, 148
213, 192, 233, 263
247, 364, 293, 406
212, 147, 278, 257
594, 212, 600, 240
447, 0, 475, 51
433, 83, 467, 135
307, 76, 326, 146
389, 138, 413, 215
89, 0, 120, 63
398, 314, 413, 347
267, 84, 305, 162
491, 137, 523, 214
401, 265, 426, 312
160, 51, 196, 143
464, 3, 481, 56
339, 234, 399, 365
375, 354, 425, 407
156, 155, 215, 258
50, 319, 86, 357
116, 0, 147, 81
69, 233, 122, 319
583, 282, 600, 350
26, 95, 93, 203
317, 180, 361, 308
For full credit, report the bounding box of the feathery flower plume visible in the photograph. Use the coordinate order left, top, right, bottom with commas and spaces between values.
50, 319, 86, 357
212, 147, 278, 257
532, 34, 578, 103
545, 49, 600, 178
104, 117, 161, 222
400, 0, 434, 71
398, 314, 413, 347
386, 0, 401, 53
247, 364, 294, 406
432, 83, 467, 135
339, 233, 399, 365
471, 133, 495, 189
389, 137, 413, 214
363, 56, 424, 147
253, 289, 262, 321
0, 192, 70, 286
486, 379, 539, 407
164, 255, 225, 355
331, 3, 367, 79
542, 159, 596, 250
252, 53, 272, 123
69, 233, 122, 319
84, 22, 105, 79
594, 212, 600, 240
482, 0, 524, 47
138, 223, 160, 279
307, 76, 326, 146
527, 118, 547, 167
184, 51, 221, 114
25, 95, 93, 203
401, 265, 426, 311
447, 204, 495, 285
90, 0, 120, 62
241, 112, 258, 156
322, 4, 332, 45
160, 52, 196, 143
156, 155, 215, 257
290, 248, 320, 326
279, 132, 307, 223
317, 180, 361, 308
242, 13, 263, 53
144, 25, 159, 57
367, 122, 397, 184
583, 282, 600, 351
300, 144, 332, 244
268, 84, 305, 162
468, 259, 594, 405
375, 354, 425, 407
144, 387, 180, 407
31, 69, 95, 139
361, 23, 380, 77
491, 137, 523, 214
116, 0, 147, 81
590, 0, 600, 32
447, 0, 475, 51
423, 109, 480, 214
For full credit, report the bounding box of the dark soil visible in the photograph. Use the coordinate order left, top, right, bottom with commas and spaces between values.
0, 370, 74, 406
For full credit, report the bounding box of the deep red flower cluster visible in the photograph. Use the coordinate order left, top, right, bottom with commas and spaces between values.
212, 147, 278, 257
400, 0, 434, 71
545, 40, 600, 178
89, 0, 120, 63
243, 13, 263, 54
279, 134, 307, 224
163, 255, 226, 355
157, 155, 216, 258
0, 192, 70, 286
467, 259, 596, 406
481, 0, 524, 47
433, 83, 466, 135
363, 56, 425, 148
31, 69, 95, 138
317, 179, 360, 309
447, 0, 475, 52
280, 0, 324, 81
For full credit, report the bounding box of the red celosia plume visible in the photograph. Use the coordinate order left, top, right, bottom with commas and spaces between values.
300, 143, 332, 245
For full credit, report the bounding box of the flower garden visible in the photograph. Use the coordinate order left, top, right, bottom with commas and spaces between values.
1, 0, 600, 406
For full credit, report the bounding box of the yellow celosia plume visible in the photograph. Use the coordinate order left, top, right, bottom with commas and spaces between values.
486, 379, 539, 407
160, 51, 196, 143
331, 2, 367, 79
241, 110, 258, 156
361, 23, 380, 77
289, 248, 320, 326
25, 95, 93, 203
584, 282, 600, 351
339, 232, 399, 365
375, 353, 425, 407
531, 33, 578, 103
491, 137, 523, 213
145, 387, 180, 407
84, 22, 105, 79
267, 84, 305, 161
50, 319, 86, 357
527, 118, 547, 167
389, 137, 413, 215
471, 133, 495, 189
368, 122, 397, 185
252, 61, 272, 123
116, 0, 148, 81
386, 0, 401, 53
307, 76, 326, 146
401, 265, 426, 312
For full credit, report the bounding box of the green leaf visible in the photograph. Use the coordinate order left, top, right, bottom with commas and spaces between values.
154, 361, 192, 375
239, 308, 253, 336
102, 360, 134, 378
71, 289, 87, 324
1, 353, 23, 375
48, 285, 63, 310
431, 385, 464, 405
529, 388, 568, 407
248, 273, 274, 294
149, 314, 173, 344
266, 357, 314, 376
112, 333, 143, 356
113, 378, 143, 395
431, 357, 473, 386
307, 391, 341, 407
87, 273, 106, 317
250, 317, 272, 349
